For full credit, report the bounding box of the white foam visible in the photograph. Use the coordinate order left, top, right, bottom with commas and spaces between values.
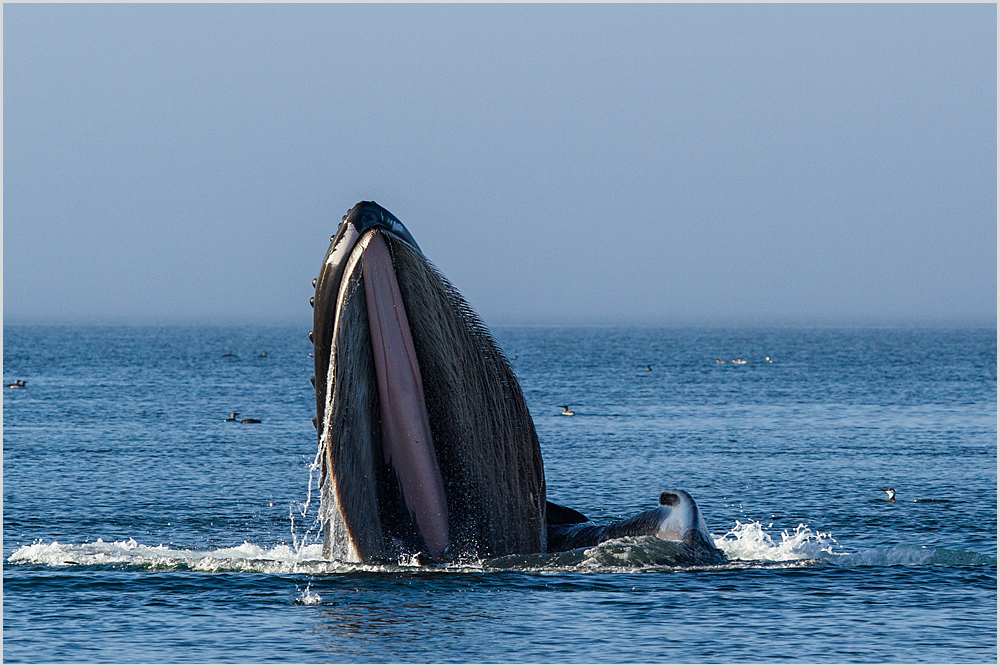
6, 524, 833, 570
7, 538, 334, 573
12, 526, 987, 574
713, 520, 846, 562
6, 537, 486, 574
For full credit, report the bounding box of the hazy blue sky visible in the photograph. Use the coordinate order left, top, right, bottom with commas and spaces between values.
3, 3, 996, 326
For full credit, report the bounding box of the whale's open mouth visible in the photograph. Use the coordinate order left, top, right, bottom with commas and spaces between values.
312, 202, 546, 563
340, 229, 449, 558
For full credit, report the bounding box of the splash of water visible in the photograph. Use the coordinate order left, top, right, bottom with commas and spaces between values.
289, 451, 325, 555
294, 582, 323, 605
713, 520, 846, 562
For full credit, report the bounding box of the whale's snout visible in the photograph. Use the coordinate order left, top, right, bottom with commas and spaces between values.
655, 489, 715, 552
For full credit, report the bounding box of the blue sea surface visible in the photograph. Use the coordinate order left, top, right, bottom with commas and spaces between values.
3, 324, 996, 662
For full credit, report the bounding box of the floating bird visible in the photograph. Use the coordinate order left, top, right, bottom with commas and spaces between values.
561, 405, 575, 416
765, 356, 772, 363
226, 412, 261, 424
882, 488, 896, 502
257, 352, 268, 358
732, 358, 747, 365
6, 379, 26, 388
646, 365, 652, 372
222, 351, 236, 358
715, 359, 726, 364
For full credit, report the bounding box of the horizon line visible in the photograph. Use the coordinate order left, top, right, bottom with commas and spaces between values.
3, 315, 997, 330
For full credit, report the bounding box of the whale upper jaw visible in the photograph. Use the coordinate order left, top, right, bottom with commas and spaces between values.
343, 201, 421, 251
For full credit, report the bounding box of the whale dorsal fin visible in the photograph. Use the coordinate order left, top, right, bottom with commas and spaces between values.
546, 501, 590, 525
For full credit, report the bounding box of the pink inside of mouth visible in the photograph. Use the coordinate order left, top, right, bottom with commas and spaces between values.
361, 232, 449, 559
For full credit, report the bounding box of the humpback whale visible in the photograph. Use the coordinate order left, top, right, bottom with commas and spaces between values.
311, 201, 723, 564
546, 490, 722, 561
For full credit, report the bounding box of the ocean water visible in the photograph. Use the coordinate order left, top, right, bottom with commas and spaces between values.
3, 324, 996, 663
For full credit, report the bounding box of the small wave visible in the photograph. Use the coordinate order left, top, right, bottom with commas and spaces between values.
485, 536, 727, 572
829, 546, 997, 567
